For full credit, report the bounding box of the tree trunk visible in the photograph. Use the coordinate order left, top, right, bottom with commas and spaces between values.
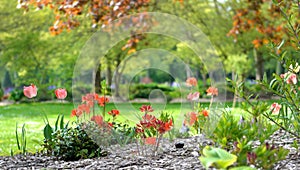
106, 62, 112, 87
114, 54, 122, 97
95, 65, 101, 94
254, 49, 264, 81
185, 63, 191, 78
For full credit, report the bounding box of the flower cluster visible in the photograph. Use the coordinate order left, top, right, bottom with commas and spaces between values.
135, 105, 173, 145
280, 72, 297, 84
186, 77, 198, 87
183, 77, 218, 134
206, 87, 218, 96
71, 93, 109, 117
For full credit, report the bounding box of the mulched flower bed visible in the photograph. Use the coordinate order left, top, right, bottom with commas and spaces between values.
0, 132, 299, 169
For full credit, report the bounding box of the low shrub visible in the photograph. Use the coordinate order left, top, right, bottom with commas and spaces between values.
129, 83, 175, 100
42, 123, 103, 161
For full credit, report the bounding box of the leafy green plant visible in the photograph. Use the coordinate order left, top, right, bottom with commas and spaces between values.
9, 89, 24, 102
212, 112, 278, 149
14, 123, 27, 155
199, 146, 237, 169
41, 114, 103, 161
206, 111, 289, 168
247, 142, 289, 169
43, 114, 69, 141
42, 123, 103, 160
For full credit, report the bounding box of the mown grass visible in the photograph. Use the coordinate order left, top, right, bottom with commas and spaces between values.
0, 100, 270, 156
0, 102, 200, 156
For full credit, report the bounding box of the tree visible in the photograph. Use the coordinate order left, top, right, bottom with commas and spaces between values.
228, 0, 299, 80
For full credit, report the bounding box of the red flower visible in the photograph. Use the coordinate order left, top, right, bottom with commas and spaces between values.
71, 109, 82, 117
187, 92, 200, 101
144, 137, 157, 145
140, 105, 154, 113
157, 119, 173, 134
97, 96, 109, 106
186, 77, 197, 87
135, 124, 144, 134
108, 109, 120, 117
202, 110, 209, 117
23, 84, 38, 98
206, 87, 218, 96
163, 119, 173, 132
55, 88, 67, 99
108, 122, 113, 127
91, 115, 103, 127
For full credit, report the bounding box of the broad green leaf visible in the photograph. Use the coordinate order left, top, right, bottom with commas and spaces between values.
44, 124, 53, 140
199, 146, 237, 169
230, 166, 256, 170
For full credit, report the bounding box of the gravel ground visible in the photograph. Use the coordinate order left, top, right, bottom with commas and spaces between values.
0, 132, 299, 170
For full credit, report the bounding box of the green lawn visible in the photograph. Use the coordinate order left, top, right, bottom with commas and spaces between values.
0, 102, 203, 155
0, 101, 254, 156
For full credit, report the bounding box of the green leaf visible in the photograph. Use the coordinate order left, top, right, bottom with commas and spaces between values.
230, 166, 257, 170
199, 146, 237, 169
44, 124, 53, 140
55, 115, 60, 131
15, 123, 20, 150
60, 115, 64, 129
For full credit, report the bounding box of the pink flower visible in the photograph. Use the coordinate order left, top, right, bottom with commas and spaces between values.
91, 115, 103, 127
206, 87, 218, 96
270, 102, 281, 114
187, 92, 200, 101
140, 105, 154, 113
144, 137, 157, 145
55, 88, 67, 99
23, 84, 38, 98
281, 72, 297, 84
184, 112, 198, 126
287, 73, 297, 84
186, 77, 197, 87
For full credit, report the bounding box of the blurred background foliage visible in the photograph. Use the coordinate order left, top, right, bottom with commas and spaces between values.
0, 0, 298, 101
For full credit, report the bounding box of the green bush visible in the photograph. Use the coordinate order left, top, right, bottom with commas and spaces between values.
0, 84, 3, 101
9, 89, 24, 102
129, 83, 175, 100
42, 123, 103, 161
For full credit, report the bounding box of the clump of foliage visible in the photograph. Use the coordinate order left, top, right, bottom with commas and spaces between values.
9, 89, 24, 102
43, 122, 103, 161
135, 105, 173, 156
129, 83, 175, 101
207, 112, 289, 169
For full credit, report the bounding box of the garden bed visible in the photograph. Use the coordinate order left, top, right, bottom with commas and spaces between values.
1, 131, 299, 170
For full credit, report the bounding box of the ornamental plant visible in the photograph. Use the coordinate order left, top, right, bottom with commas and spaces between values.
135, 105, 173, 156
200, 111, 289, 169
55, 88, 67, 100
23, 84, 37, 99
183, 77, 214, 135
